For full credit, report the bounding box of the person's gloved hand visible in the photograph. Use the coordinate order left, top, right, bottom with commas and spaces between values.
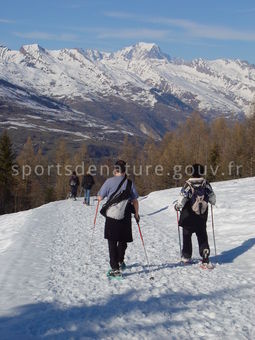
174, 203, 182, 211
135, 214, 140, 223
209, 193, 216, 206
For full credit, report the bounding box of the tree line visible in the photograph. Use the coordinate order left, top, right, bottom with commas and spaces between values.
0, 135, 94, 214
120, 112, 255, 194
1, 112, 255, 214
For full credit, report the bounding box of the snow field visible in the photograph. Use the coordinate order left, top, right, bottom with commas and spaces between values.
0, 178, 255, 339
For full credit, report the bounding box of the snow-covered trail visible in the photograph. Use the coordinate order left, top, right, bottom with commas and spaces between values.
0, 178, 255, 339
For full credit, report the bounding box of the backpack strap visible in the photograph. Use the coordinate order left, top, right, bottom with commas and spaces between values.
200, 179, 207, 188
186, 180, 194, 197
107, 176, 127, 204
186, 179, 206, 197
127, 179, 132, 193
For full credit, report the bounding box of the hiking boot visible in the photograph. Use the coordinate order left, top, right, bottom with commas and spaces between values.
181, 257, 192, 264
119, 261, 126, 271
202, 248, 210, 264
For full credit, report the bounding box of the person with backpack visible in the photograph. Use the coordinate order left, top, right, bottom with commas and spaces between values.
174, 164, 216, 266
82, 171, 95, 205
97, 160, 139, 278
69, 171, 80, 200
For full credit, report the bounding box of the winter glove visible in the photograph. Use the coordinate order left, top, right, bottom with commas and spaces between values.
135, 214, 140, 223
208, 192, 216, 205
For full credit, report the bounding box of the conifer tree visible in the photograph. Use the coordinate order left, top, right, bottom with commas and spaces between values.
16, 137, 37, 210
33, 147, 51, 206
55, 140, 71, 200
0, 131, 16, 214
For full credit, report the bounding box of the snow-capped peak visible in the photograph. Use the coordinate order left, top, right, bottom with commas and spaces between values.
84, 49, 105, 62
136, 42, 160, 51
114, 42, 171, 61
20, 44, 47, 57
0, 45, 10, 59
0, 42, 254, 121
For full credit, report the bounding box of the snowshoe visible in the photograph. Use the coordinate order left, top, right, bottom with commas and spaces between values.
107, 269, 123, 280
200, 262, 215, 270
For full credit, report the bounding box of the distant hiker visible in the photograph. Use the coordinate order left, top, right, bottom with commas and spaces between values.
69, 171, 80, 200
97, 160, 139, 278
82, 171, 95, 205
174, 164, 216, 266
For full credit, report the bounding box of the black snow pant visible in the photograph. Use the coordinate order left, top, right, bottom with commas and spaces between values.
70, 185, 78, 198
182, 226, 210, 259
108, 240, 127, 270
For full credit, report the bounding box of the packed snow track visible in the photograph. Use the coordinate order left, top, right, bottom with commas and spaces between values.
0, 178, 255, 339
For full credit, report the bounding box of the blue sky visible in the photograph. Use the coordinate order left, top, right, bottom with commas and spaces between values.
1, 0, 255, 63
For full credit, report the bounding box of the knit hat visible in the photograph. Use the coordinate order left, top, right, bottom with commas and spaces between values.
192, 163, 205, 178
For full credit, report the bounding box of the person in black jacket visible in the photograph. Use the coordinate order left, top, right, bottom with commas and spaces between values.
69, 171, 80, 200
82, 171, 95, 205
174, 164, 216, 265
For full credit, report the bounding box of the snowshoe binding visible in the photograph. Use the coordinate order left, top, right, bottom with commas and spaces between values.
200, 262, 215, 270
107, 269, 123, 280
200, 249, 214, 269
180, 257, 193, 265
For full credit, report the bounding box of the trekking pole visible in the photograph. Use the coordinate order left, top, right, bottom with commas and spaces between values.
176, 211, 182, 259
136, 221, 154, 280
86, 201, 100, 265
94, 200, 100, 227
211, 204, 217, 257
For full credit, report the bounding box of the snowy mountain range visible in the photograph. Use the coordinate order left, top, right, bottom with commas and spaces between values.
0, 42, 255, 148
0, 177, 255, 338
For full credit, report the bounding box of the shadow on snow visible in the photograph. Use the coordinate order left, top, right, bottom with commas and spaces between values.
141, 205, 169, 217
127, 237, 255, 277
0, 286, 238, 340
211, 237, 255, 264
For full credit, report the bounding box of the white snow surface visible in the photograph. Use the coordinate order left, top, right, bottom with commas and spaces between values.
1, 43, 255, 115
0, 177, 255, 339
